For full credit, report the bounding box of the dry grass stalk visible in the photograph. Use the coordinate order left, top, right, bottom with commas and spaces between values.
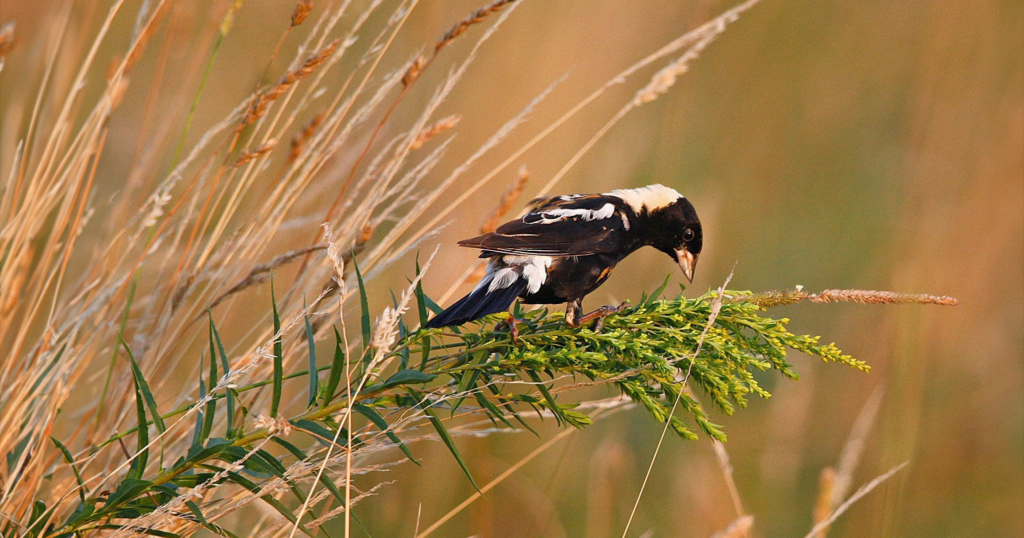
811, 386, 885, 537
244, 38, 341, 125
480, 165, 529, 234
233, 138, 278, 168
742, 288, 960, 308
803, 462, 909, 538
711, 516, 755, 538
812, 467, 837, 536
291, 0, 314, 27
0, 21, 17, 58
402, 54, 426, 87
205, 243, 329, 313
409, 115, 460, 150
435, 0, 518, 53
464, 166, 530, 283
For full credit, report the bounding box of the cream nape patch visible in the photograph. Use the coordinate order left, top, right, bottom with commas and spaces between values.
606, 184, 683, 213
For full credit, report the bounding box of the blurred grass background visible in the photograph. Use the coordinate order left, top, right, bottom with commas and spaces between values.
1, 0, 1020, 536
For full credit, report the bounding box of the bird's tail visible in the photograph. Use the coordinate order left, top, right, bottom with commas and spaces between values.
424, 278, 528, 329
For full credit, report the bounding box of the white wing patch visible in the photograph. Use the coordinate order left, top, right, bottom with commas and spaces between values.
528, 203, 616, 224
606, 184, 683, 213
479, 255, 553, 295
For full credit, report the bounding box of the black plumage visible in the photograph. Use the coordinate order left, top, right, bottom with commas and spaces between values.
424, 184, 703, 329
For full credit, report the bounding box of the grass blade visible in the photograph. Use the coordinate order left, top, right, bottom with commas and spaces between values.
353, 254, 371, 353
192, 354, 208, 446
353, 404, 419, 465
412, 390, 479, 493
209, 314, 235, 436
304, 309, 318, 408
118, 334, 165, 434
50, 437, 85, 503
322, 326, 346, 406
270, 278, 283, 417
202, 336, 219, 443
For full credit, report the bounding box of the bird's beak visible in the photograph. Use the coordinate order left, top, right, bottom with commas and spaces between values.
675, 249, 698, 283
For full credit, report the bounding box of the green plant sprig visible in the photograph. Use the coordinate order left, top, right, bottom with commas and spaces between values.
43, 284, 867, 538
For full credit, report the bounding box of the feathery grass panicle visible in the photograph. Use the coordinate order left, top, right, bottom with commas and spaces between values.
233, 138, 279, 168
740, 288, 961, 308
434, 0, 518, 53
244, 38, 341, 125
410, 115, 461, 150
481, 165, 530, 234
289, 111, 325, 162
291, 0, 314, 27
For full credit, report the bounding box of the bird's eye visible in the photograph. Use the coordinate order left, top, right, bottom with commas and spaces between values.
682, 228, 695, 241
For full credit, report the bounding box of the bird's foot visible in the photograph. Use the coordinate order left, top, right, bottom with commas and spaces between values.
568, 301, 629, 330
502, 315, 524, 344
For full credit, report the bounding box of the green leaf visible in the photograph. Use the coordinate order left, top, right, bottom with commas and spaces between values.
96, 276, 138, 430
473, 390, 516, 430
184, 500, 229, 536
191, 357, 207, 447
419, 400, 480, 493
353, 404, 419, 465
322, 327, 346, 406
423, 293, 443, 315
103, 477, 152, 508
486, 383, 537, 436
50, 438, 85, 504
353, 255, 371, 353
527, 371, 565, 426
270, 278, 283, 417
202, 338, 219, 443
128, 373, 149, 481
25, 500, 51, 538
304, 309, 318, 408
646, 273, 672, 306
225, 472, 316, 538
118, 334, 165, 434
87, 525, 179, 538
415, 254, 428, 326
209, 314, 235, 436
365, 369, 436, 394
292, 419, 352, 447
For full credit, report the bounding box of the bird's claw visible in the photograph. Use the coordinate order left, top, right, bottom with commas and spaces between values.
504, 315, 522, 344
571, 301, 629, 331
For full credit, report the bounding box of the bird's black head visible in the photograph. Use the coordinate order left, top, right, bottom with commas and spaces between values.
648, 197, 703, 283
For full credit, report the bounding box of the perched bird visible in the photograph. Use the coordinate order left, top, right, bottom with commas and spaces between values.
424, 184, 703, 331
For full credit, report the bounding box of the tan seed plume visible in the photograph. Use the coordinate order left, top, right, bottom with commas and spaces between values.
244, 38, 341, 125
465, 166, 530, 283
233, 138, 278, 168
291, 0, 314, 27
289, 112, 325, 162
742, 288, 960, 308
402, 55, 426, 87
435, 0, 518, 54
410, 115, 461, 150
480, 165, 529, 234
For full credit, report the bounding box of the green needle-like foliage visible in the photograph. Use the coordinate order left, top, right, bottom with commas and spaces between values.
40, 286, 868, 538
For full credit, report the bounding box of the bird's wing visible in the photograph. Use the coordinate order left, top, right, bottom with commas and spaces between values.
458, 195, 628, 257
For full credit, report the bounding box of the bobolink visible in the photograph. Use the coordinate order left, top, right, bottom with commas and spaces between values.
424, 184, 703, 330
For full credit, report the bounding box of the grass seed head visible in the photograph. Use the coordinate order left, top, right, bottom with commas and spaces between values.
291, 0, 314, 27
